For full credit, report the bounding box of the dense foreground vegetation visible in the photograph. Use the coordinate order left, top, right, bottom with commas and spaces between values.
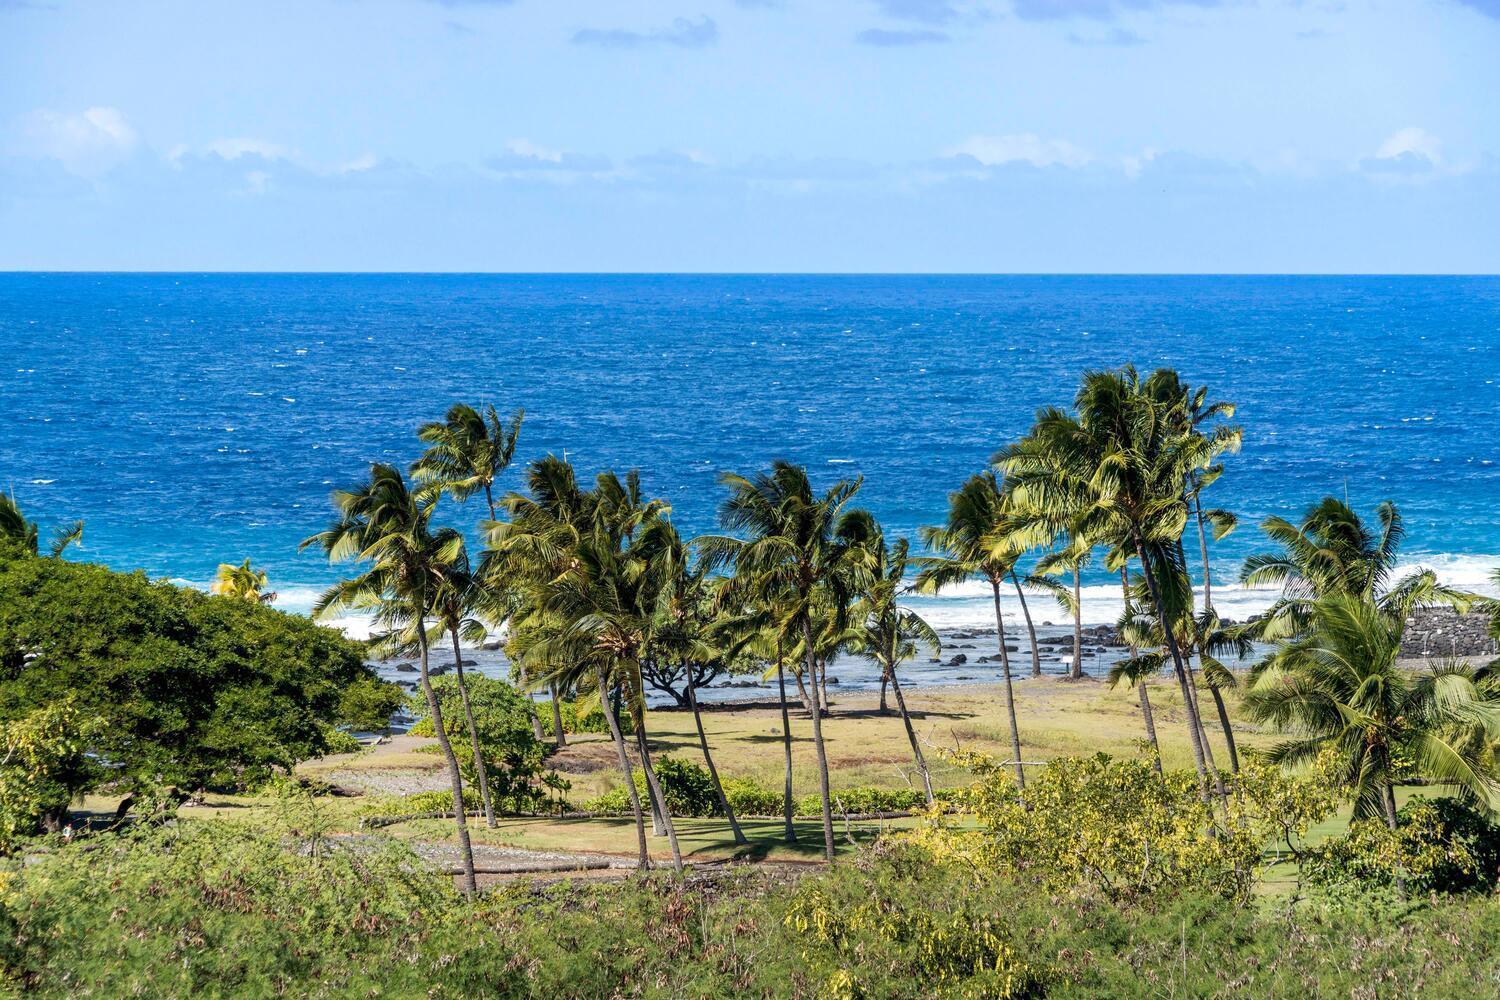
3, 800, 1498, 999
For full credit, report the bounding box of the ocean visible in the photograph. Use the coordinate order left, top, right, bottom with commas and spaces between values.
4, 273, 1498, 685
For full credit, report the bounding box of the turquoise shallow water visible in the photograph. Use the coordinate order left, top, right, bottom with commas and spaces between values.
3, 273, 1498, 640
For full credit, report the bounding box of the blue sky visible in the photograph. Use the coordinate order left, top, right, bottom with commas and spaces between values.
2, 0, 1498, 272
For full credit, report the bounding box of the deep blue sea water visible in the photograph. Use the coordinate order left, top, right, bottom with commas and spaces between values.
4, 273, 1499, 647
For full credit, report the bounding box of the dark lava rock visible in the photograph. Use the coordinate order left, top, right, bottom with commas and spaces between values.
394, 662, 416, 673
947, 654, 968, 666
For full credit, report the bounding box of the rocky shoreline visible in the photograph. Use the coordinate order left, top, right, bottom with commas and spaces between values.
1401, 607, 1499, 659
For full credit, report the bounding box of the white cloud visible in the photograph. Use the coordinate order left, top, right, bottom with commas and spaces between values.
202, 137, 292, 162
503, 138, 564, 163
1375, 127, 1442, 165
943, 133, 1092, 168
16, 106, 137, 176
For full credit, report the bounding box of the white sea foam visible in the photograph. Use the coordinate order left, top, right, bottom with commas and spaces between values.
901, 553, 1500, 630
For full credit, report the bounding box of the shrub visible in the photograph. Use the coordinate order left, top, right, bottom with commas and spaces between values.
583, 757, 718, 817
723, 777, 783, 817
905, 751, 1336, 903
535, 698, 633, 737
1302, 796, 1500, 899
406, 674, 547, 813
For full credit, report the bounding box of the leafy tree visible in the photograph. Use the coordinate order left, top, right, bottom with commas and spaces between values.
301, 463, 479, 896
0, 542, 370, 815
338, 676, 405, 736
0, 699, 102, 848
407, 674, 546, 814
1244, 594, 1500, 827
210, 558, 275, 603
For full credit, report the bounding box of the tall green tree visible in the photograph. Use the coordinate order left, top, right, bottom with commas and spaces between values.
702, 462, 876, 862
914, 473, 1028, 790
999, 367, 1236, 800
852, 534, 941, 804
301, 464, 479, 896
412, 403, 524, 520
1243, 594, 1500, 827
1240, 498, 1471, 643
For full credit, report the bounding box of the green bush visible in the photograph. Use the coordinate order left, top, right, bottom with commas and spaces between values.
316, 723, 363, 757
406, 675, 547, 813
1303, 796, 1500, 899
798, 787, 925, 816
535, 698, 634, 737
723, 776, 784, 816
582, 757, 718, 818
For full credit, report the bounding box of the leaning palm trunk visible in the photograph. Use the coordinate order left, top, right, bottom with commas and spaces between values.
418, 620, 477, 896
1206, 681, 1240, 773
1182, 657, 1226, 792
1122, 568, 1163, 776
1011, 571, 1042, 678
776, 657, 798, 843
631, 697, 685, 875
988, 579, 1026, 792
793, 666, 816, 716
686, 669, 747, 845
818, 658, 831, 714
449, 628, 495, 828
879, 668, 890, 714
888, 663, 934, 805
548, 681, 566, 747
597, 666, 649, 869
801, 616, 837, 862
1070, 567, 1084, 680
521, 664, 546, 742
1131, 534, 1216, 800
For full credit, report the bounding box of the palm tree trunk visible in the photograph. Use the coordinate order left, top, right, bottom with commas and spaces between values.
888, 663, 934, 805
1070, 566, 1084, 680
794, 665, 815, 715
450, 628, 495, 828
597, 666, 649, 869
1183, 656, 1226, 793
1122, 569, 1163, 777
1194, 494, 1213, 612
879, 668, 890, 714
776, 654, 797, 844
989, 579, 1026, 792
548, 681, 566, 747
801, 615, 837, 862
521, 664, 545, 742
1138, 681, 1163, 776
632, 698, 684, 875
687, 670, 747, 845
1207, 683, 1239, 773
819, 657, 831, 713
1011, 571, 1042, 678
1132, 534, 1214, 796
417, 620, 477, 896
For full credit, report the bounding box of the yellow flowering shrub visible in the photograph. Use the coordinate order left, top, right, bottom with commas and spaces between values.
904, 751, 1337, 903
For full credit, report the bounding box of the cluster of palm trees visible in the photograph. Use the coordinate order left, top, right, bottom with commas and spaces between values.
302, 366, 1500, 892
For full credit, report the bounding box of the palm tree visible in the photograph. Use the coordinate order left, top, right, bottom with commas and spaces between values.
0, 494, 83, 558
999, 367, 1232, 800
1240, 497, 1472, 644
914, 472, 1027, 790
1160, 375, 1241, 611
413, 403, 545, 740
701, 462, 876, 863
413, 403, 524, 520
525, 513, 686, 875
301, 464, 478, 896
429, 549, 499, 827
1243, 594, 1500, 827
210, 558, 275, 604
852, 533, 941, 804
